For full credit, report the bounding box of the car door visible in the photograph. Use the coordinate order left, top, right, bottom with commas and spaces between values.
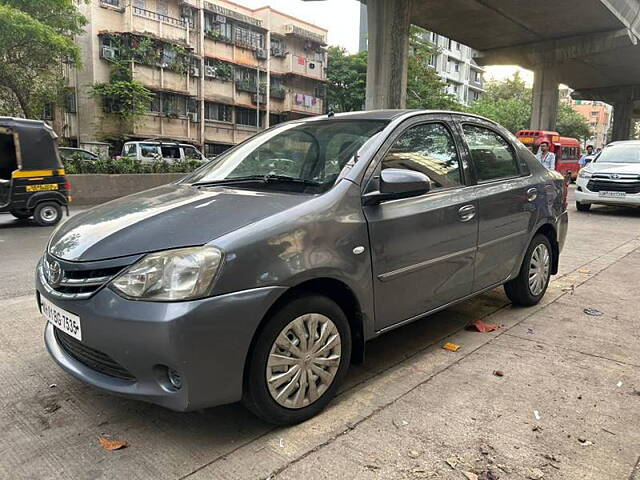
457, 119, 536, 291
363, 115, 478, 331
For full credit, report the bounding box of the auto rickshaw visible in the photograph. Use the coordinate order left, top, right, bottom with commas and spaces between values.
0, 117, 70, 226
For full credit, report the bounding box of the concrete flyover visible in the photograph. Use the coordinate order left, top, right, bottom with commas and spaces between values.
308, 0, 640, 140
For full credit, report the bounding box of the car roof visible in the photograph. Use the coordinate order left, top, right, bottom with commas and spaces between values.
303, 109, 496, 124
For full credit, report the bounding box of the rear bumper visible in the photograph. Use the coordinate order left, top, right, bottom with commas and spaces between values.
39, 276, 286, 412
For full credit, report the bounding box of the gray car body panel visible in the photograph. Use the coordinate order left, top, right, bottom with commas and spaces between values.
39, 110, 567, 411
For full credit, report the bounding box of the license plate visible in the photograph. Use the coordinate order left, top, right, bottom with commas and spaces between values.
41, 296, 82, 341
26, 183, 58, 192
598, 191, 626, 198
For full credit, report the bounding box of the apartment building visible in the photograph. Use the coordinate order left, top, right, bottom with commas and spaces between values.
572, 100, 612, 149
424, 32, 485, 106
59, 0, 327, 156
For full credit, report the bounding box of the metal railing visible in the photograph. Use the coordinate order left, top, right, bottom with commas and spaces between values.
133, 6, 192, 28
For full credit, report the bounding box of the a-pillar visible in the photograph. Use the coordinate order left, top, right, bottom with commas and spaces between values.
530, 65, 560, 131
612, 101, 633, 141
365, 0, 411, 110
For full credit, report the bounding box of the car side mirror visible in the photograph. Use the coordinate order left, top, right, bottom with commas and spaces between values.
362, 168, 432, 206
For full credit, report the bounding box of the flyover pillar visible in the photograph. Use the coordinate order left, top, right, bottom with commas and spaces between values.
530, 66, 560, 131
612, 101, 633, 141
365, 0, 411, 110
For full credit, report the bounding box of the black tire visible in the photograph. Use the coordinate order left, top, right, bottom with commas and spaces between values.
504, 234, 553, 307
10, 208, 32, 220
33, 202, 62, 227
243, 294, 352, 425
576, 201, 591, 212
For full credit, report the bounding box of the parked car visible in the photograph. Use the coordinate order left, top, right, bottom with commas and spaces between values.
0, 117, 70, 226
38, 110, 568, 425
121, 140, 207, 164
59, 147, 99, 163
575, 140, 640, 211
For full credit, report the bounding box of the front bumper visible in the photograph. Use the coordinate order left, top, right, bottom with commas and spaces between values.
38, 272, 286, 411
575, 178, 640, 206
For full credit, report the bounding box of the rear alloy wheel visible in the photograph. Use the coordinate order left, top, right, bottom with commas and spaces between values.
33, 202, 62, 227
504, 234, 553, 306
243, 294, 351, 425
10, 208, 32, 220
576, 201, 591, 212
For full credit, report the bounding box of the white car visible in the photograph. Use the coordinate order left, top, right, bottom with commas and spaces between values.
121, 141, 207, 164
575, 140, 640, 211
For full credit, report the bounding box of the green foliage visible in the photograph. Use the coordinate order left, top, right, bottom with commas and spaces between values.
91, 80, 154, 120
326, 46, 367, 112
0, 0, 86, 118
326, 28, 461, 113
557, 102, 592, 141
406, 26, 461, 110
469, 73, 592, 140
468, 72, 532, 133
63, 155, 201, 174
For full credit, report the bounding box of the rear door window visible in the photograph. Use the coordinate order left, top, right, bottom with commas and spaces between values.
123, 144, 137, 157
462, 125, 519, 182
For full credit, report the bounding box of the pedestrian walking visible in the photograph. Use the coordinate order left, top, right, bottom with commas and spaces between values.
579, 145, 594, 167
536, 141, 556, 171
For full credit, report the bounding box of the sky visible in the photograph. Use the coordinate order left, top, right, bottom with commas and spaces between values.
232, 0, 529, 83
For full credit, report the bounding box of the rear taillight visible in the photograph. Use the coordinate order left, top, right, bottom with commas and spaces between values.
65, 180, 71, 191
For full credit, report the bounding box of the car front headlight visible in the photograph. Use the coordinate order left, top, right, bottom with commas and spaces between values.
110, 246, 223, 301
578, 170, 592, 179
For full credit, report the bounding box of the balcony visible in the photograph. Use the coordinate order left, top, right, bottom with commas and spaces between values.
289, 55, 325, 81
285, 93, 323, 115
283, 24, 326, 46
131, 6, 192, 44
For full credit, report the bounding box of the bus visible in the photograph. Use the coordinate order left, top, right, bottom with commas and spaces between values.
516, 130, 581, 181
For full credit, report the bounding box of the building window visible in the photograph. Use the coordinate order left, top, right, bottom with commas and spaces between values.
133, 0, 145, 8
204, 58, 233, 81
64, 89, 77, 113
205, 14, 233, 42
42, 103, 54, 120
206, 143, 232, 157
236, 107, 259, 126
428, 54, 437, 67
204, 102, 232, 122
149, 92, 188, 117
100, 0, 120, 7
156, 0, 168, 16
234, 25, 264, 50
270, 37, 287, 57
454, 62, 460, 72
270, 113, 285, 126
447, 38, 453, 50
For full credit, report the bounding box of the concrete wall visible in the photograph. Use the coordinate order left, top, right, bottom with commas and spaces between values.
68, 173, 186, 205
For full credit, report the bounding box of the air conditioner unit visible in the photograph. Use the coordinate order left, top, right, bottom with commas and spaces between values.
255, 48, 268, 60
187, 112, 199, 122
101, 46, 116, 60
205, 65, 216, 77
190, 66, 200, 77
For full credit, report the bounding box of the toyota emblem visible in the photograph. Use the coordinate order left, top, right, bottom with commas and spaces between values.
45, 259, 63, 287
611, 174, 620, 179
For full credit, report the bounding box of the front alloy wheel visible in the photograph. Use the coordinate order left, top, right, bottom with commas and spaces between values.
243, 294, 351, 425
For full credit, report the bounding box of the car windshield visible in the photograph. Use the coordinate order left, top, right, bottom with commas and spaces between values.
596, 144, 640, 163
183, 120, 388, 193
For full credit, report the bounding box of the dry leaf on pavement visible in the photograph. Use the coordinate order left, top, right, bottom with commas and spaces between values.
99, 436, 129, 451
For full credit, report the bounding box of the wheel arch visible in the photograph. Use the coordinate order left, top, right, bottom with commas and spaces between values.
533, 223, 560, 275
26, 191, 67, 209
243, 277, 366, 388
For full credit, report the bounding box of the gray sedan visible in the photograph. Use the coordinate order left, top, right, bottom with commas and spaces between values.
37, 110, 568, 425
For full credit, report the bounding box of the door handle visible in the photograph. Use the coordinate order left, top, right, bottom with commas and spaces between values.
458, 204, 476, 222
526, 187, 538, 202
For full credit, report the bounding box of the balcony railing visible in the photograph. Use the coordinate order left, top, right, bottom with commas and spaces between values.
133, 6, 192, 28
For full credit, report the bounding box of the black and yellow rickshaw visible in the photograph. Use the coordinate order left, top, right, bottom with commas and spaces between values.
0, 117, 70, 226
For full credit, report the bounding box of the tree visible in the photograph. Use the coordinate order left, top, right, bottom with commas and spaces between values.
326, 26, 460, 113
468, 72, 531, 133
0, 0, 86, 118
556, 102, 592, 141
406, 26, 460, 110
326, 46, 367, 112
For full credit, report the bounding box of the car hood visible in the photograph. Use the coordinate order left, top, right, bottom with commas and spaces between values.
584, 162, 640, 175
49, 184, 309, 261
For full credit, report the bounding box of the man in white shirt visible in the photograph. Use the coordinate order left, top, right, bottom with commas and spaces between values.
536, 141, 556, 171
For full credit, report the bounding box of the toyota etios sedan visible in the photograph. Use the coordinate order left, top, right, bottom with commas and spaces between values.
38, 111, 568, 425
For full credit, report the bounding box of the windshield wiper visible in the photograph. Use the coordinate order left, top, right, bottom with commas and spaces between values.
192, 174, 321, 187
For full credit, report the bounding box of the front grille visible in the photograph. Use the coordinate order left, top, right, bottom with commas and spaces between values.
587, 179, 640, 194
54, 328, 136, 381
40, 256, 130, 300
